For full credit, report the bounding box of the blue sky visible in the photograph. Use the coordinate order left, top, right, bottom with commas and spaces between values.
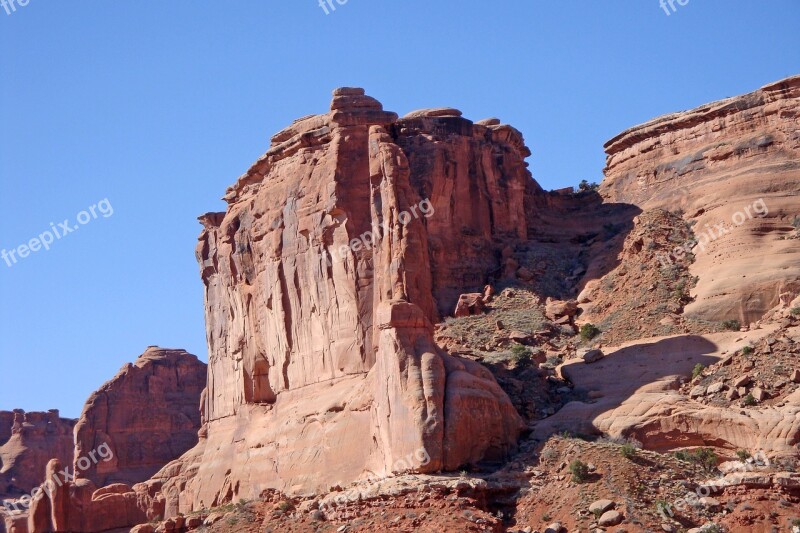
1, 1, 798, 418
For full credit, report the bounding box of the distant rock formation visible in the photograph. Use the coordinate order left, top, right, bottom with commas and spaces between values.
73, 347, 207, 488
0, 410, 75, 500
601, 75, 800, 324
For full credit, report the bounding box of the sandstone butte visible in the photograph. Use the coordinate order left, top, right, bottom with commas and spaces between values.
1, 348, 206, 533
2, 75, 800, 533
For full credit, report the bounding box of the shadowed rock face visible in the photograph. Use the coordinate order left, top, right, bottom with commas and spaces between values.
73, 347, 207, 488
160, 88, 526, 512
0, 410, 75, 499
600, 75, 800, 324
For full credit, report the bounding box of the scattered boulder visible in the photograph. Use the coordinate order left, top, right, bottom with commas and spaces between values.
690, 385, 707, 398
581, 349, 604, 364
751, 387, 768, 402
588, 499, 615, 514
454, 293, 487, 318
598, 510, 623, 526
545, 298, 578, 321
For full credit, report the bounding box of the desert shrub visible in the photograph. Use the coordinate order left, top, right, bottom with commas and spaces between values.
540, 447, 559, 463
741, 345, 754, 355
580, 323, 600, 341
721, 319, 741, 331
694, 448, 719, 471
577, 180, 599, 192
736, 449, 752, 461
277, 500, 294, 513
791, 307, 800, 316
674, 450, 692, 462
620, 443, 637, 459
743, 393, 757, 406
510, 344, 532, 366
674, 448, 719, 471
692, 363, 706, 380
569, 459, 590, 483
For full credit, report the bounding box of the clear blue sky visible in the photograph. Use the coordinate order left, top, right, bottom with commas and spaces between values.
1, 1, 798, 418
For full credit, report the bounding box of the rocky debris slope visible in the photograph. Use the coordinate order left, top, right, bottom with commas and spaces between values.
577, 209, 716, 345
0, 410, 75, 499
73, 346, 207, 488
157, 88, 525, 513
601, 75, 800, 325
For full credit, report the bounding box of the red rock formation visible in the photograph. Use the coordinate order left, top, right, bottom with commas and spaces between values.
149, 88, 525, 514
22, 458, 152, 533
0, 410, 75, 500
73, 347, 207, 488
600, 75, 800, 324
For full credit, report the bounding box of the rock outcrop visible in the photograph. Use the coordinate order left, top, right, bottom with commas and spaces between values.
154, 88, 525, 514
0, 410, 75, 500
73, 347, 207, 488
600, 75, 800, 324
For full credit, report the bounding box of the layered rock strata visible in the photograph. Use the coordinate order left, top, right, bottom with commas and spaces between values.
600, 75, 800, 324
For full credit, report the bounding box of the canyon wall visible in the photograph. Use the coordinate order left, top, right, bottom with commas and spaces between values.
160, 89, 525, 513
600, 75, 800, 324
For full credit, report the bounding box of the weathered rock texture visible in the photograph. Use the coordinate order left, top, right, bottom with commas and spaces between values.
19, 458, 154, 533
0, 410, 75, 500
154, 88, 525, 513
601, 75, 800, 324
73, 347, 207, 488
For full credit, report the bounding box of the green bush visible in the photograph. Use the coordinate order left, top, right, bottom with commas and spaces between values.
674, 448, 719, 472
620, 443, 637, 459
743, 393, 757, 406
569, 459, 590, 483
741, 346, 754, 355
791, 307, 800, 316
692, 363, 706, 380
694, 448, 719, 471
510, 344, 532, 366
736, 449, 751, 462
721, 319, 741, 331
577, 180, 599, 192
580, 323, 600, 342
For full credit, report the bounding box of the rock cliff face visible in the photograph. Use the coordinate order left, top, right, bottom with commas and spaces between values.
73, 347, 207, 488
600, 76, 800, 324
0, 410, 75, 500
162, 88, 525, 512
